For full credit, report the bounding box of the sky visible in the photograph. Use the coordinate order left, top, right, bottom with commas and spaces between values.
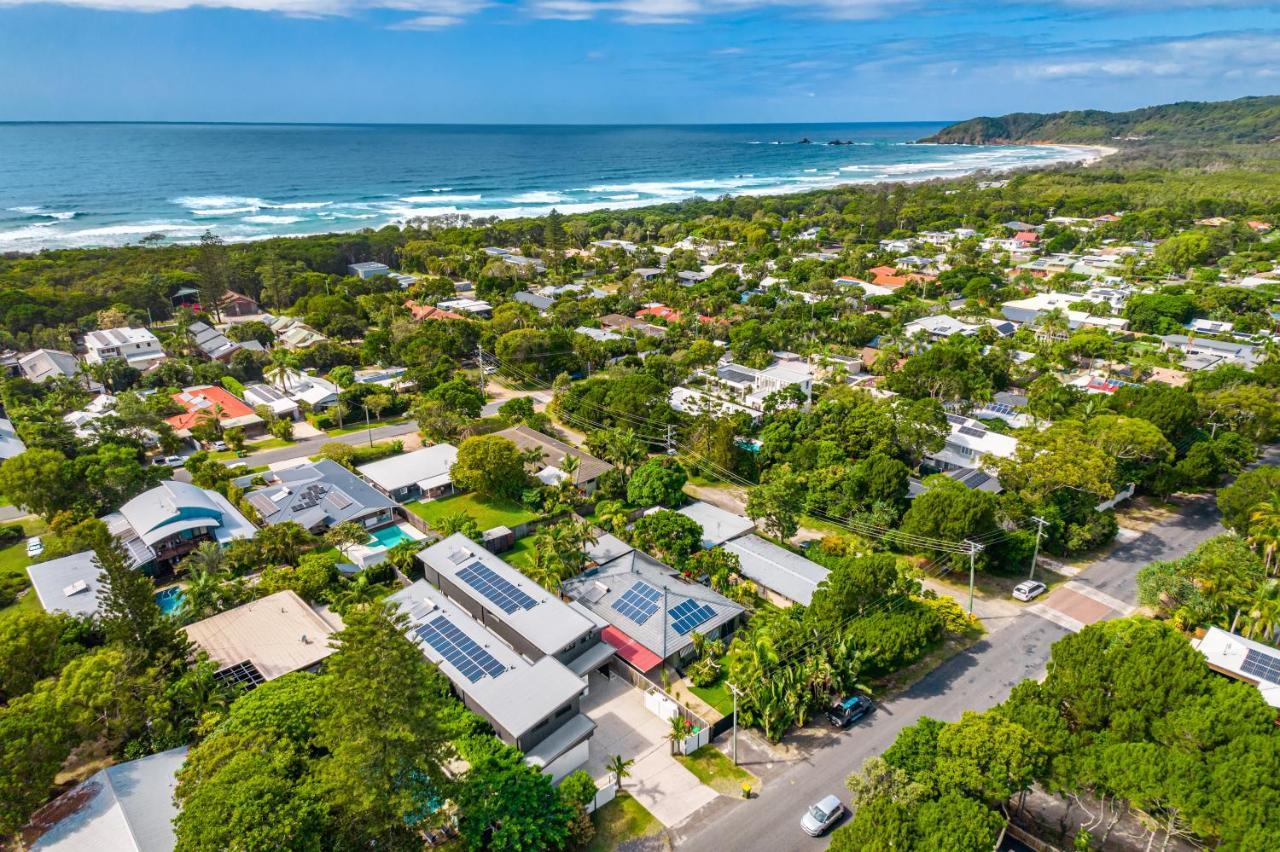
0, 0, 1277, 123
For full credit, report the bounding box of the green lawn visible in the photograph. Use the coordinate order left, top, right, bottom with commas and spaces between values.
210, 437, 294, 461
502, 536, 537, 570
675, 745, 758, 796
0, 516, 50, 622
405, 493, 538, 533
585, 792, 665, 852
323, 417, 409, 438
688, 676, 735, 717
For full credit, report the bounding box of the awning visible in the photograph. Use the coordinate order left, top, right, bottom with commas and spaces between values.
566, 639, 617, 677
601, 626, 662, 673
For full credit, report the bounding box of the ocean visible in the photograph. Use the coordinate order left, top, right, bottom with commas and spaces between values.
0, 122, 1094, 253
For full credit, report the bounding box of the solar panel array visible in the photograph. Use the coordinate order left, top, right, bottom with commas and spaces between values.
612, 581, 661, 624
457, 561, 538, 614
1242, 648, 1280, 685
216, 660, 266, 690
984, 402, 1016, 416
670, 598, 716, 635
958, 425, 987, 438
415, 615, 506, 683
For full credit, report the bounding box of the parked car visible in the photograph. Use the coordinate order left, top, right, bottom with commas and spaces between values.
800, 794, 845, 837
827, 694, 874, 728
210, 440, 228, 452
26, 536, 44, 557
164, 455, 186, 468
1012, 580, 1047, 602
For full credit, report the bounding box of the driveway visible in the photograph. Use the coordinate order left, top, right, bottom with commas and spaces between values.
583, 673, 718, 828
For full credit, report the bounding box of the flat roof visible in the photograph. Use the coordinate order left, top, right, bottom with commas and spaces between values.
358, 444, 458, 492
419, 533, 595, 657
723, 534, 829, 606
678, 501, 756, 549
27, 550, 103, 617
183, 590, 338, 682
388, 580, 587, 737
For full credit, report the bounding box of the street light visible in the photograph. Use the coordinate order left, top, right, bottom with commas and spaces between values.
727, 682, 742, 765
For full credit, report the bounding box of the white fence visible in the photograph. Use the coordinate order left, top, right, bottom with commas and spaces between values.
584, 780, 618, 815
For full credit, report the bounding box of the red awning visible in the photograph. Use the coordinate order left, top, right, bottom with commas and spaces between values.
601, 626, 662, 673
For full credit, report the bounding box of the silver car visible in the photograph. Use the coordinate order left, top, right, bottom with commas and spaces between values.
1012, 580, 1047, 602
800, 794, 844, 837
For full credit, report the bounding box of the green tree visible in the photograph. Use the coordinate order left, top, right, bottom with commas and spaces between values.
424, 377, 485, 419
0, 690, 74, 836
934, 711, 1045, 805
451, 435, 527, 500
96, 540, 187, 665
626, 458, 688, 508
454, 744, 575, 852
631, 509, 704, 568
746, 463, 805, 540
0, 447, 75, 519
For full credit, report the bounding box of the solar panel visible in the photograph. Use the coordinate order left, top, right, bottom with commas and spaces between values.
612, 581, 661, 625
958, 426, 986, 438
457, 561, 538, 615
215, 660, 266, 690
414, 615, 506, 683
669, 598, 716, 635
1241, 648, 1280, 685
945, 413, 967, 425
986, 403, 1014, 416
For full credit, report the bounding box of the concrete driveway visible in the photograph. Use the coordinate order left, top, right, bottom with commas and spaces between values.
583, 673, 718, 828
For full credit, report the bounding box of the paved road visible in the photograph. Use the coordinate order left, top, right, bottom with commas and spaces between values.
173, 421, 419, 481
676, 482, 1244, 852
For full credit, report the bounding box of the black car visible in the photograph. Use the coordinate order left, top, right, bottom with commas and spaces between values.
827, 694, 874, 728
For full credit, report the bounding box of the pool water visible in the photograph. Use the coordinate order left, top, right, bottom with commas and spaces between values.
367, 525, 416, 549
155, 586, 185, 616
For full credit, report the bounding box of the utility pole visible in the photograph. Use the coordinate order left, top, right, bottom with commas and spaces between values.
363, 405, 372, 448
965, 540, 984, 616
475, 344, 487, 396
727, 682, 742, 765
1029, 515, 1048, 581
665, 424, 676, 457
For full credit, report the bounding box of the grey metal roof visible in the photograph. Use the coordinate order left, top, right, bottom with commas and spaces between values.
188, 321, 240, 360
387, 580, 588, 738
418, 533, 595, 657
562, 549, 744, 662
0, 416, 26, 460
716, 365, 759, 385
723, 534, 829, 607
514, 291, 555, 311
494, 425, 613, 485
357, 444, 458, 493
19, 349, 80, 383
27, 550, 103, 618
26, 746, 188, 852
678, 501, 756, 549
248, 459, 395, 529
107, 482, 256, 565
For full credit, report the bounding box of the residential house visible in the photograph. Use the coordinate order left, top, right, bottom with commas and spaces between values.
723, 534, 830, 608
83, 327, 166, 370
406, 300, 464, 321
562, 544, 745, 675
19, 347, 80, 383
244, 459, 398, 534
598, 313, 666, 338
632, 267, 663, 281
271, 369, 340, 410
903, 314, 979, 340
183, 590, 340, 688
353, 366, 409, 388
575, 326, 624, 343
389, 577, 596, 780
358, 443, 459, 502
0, 416, 25, 460
676, 500, 755, 550
1193, 626, 1280, 709
1158, 335, 1260, 370
437, 297, 493, 318
1189, 318, 1234, 336
705, 355, 813, 412
908, 466, 1003, 499
514, 290, 555, 313
348, 261, 391, 279
494, 425, 614, 494
189, 320, 249, 362
218, 290, 259, 317
669, 386, 760, 421
166, 385, 266, 437
22, 746, 188, 852
268, 316, 327, 350
926, 413, 1019, 473
26, 550, 103, 617
102, 480, 257, 571
242, 383, 300, 420
1000, 292, 1129, 334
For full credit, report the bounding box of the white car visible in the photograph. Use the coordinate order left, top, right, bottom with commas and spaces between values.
1012, 579, 1047, 602
26, 536, 44, 558
800, 794, 845, 837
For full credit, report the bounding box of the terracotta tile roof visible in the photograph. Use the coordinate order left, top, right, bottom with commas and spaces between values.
406, 300, 464, 321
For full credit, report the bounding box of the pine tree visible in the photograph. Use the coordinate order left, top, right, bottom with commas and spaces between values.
95, 540, 187, 666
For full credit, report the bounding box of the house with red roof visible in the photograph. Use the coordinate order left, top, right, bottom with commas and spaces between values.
166, 385, 265, 437
1014, 231, 1040, 248
406, 300, 464, 321
636, 305, 683, 323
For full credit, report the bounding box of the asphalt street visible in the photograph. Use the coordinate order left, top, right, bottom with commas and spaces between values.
675, 478, 1250, 852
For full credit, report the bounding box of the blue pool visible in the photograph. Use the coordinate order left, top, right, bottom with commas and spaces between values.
155, 586, 185, 616
368, 526, 417, 549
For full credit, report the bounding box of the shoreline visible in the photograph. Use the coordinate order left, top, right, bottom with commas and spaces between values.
1, 143, 1111, 255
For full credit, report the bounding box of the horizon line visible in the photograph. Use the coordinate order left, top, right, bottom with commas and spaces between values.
0, 119, 958, 129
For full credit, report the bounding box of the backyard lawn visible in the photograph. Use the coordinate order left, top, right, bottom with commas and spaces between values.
675, 745, 758, 796
501, 536, 537, 571
0, 516, 50, 623
688, 675, 735, 717
585, 793, 665, 852
406, 493, 538, 533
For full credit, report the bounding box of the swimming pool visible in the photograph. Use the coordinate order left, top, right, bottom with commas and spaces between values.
155, 586, 185, 616
367, 525, 417, 549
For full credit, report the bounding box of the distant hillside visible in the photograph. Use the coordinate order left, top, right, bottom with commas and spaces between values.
922, 96, 1280, 146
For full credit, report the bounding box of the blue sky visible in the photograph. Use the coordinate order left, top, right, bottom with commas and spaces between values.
0, 1, 1277, 122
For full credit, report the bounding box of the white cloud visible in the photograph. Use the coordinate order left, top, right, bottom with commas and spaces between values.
1018, 32, 1280, 81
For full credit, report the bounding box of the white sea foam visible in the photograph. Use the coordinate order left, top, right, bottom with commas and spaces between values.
605, 193, 641, 201
508, 191, 568, 204
243, 214, 306, 225
6, 205, 43, 214
192, 207, 258, 216
400, 194, 481, 204
270, 201, 332, 210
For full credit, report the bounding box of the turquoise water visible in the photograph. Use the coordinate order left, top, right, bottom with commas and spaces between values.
0, 122, 1093, 252
155, 586, 185, 616
368, 526, 416, 549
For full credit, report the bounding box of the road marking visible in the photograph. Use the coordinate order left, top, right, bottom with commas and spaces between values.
1027, 602, 1085, 633
1063, 581, 1136, 616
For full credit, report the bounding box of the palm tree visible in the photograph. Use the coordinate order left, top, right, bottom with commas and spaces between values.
606, 755, 634, 790
519, 446, 547, 471
179, 541, 226, 577
605, 429, 647, 476
266, 348, 298, 391
1241, 579, 1280, 642
1249, 501, 1280, 574
667, 714, 693, 755
559, 453, 580, 486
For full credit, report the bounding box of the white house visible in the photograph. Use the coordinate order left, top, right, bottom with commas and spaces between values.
83, 327, 166, 370
927, 413, 1019, 472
